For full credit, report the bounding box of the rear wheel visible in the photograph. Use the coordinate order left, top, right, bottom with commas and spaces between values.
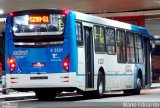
35, 90, 57, 101
133, 76, 142, 95
96, 74, 105, 98
124, 74, 142, 95
82, 75, 105, 98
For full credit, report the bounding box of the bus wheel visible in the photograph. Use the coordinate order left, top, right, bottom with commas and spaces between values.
133, 76, 142, 95
35, 90, 57, 101
124, 75, 142, 95
96, 74, 105, 98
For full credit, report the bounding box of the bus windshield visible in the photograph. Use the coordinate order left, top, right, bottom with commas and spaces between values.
12, 14, 65, 36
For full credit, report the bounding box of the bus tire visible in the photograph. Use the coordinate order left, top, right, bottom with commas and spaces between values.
96, 74, 105, 98
133, 74, 142, 95
124, 74, 142, 95
35, 90, 57, 101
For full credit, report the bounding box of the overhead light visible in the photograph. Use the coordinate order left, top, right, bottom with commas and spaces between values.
0, 9, 4, 14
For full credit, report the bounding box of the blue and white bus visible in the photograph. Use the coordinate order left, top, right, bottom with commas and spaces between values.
5, 9, 153, 100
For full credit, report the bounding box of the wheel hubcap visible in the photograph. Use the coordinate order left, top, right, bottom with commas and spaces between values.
99, 81, 103, 94
137, 78, 141, 89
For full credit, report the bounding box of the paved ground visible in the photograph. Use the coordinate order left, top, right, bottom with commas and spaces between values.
0, 88, 160, 108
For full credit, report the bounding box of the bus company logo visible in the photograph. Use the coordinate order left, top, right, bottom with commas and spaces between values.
52, 53, 58, 58
13, 50, 28, 55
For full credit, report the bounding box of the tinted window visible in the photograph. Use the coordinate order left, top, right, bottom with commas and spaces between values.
76, 22, 83, 46
94, 26, 105, 52
116, 29, 126, 63
126, 32, 135, 63
105, 27, 116, 54
135, 33, 143, 63
13, 14, 65, 36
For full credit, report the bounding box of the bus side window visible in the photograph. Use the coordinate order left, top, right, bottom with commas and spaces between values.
126, 31, 135, 63
135, 33, 143, 63
116, 29, 126, 63
94, 26, 105, 53
76, 22, 83, 46
105, 27, 116, 54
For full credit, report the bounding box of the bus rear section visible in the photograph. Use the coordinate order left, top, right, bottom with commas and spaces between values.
5, 9, 73, 91
7, 46, 70, 87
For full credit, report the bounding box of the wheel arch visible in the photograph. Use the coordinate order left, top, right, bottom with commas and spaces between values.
98, 67, 105, 76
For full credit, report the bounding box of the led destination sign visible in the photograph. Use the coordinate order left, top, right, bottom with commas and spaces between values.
29, 15, 50, 24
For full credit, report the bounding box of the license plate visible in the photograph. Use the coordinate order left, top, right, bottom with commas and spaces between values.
30, 76, 48, 80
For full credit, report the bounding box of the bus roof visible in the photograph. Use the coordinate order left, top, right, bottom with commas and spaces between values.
73, 10, 152, 39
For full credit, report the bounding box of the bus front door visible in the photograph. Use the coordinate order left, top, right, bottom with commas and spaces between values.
84, 26, 94, 90
144, 37, 151, 86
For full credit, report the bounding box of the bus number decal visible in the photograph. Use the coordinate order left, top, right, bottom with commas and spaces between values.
54, 48, 63, 53
98, 59, 104, 64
